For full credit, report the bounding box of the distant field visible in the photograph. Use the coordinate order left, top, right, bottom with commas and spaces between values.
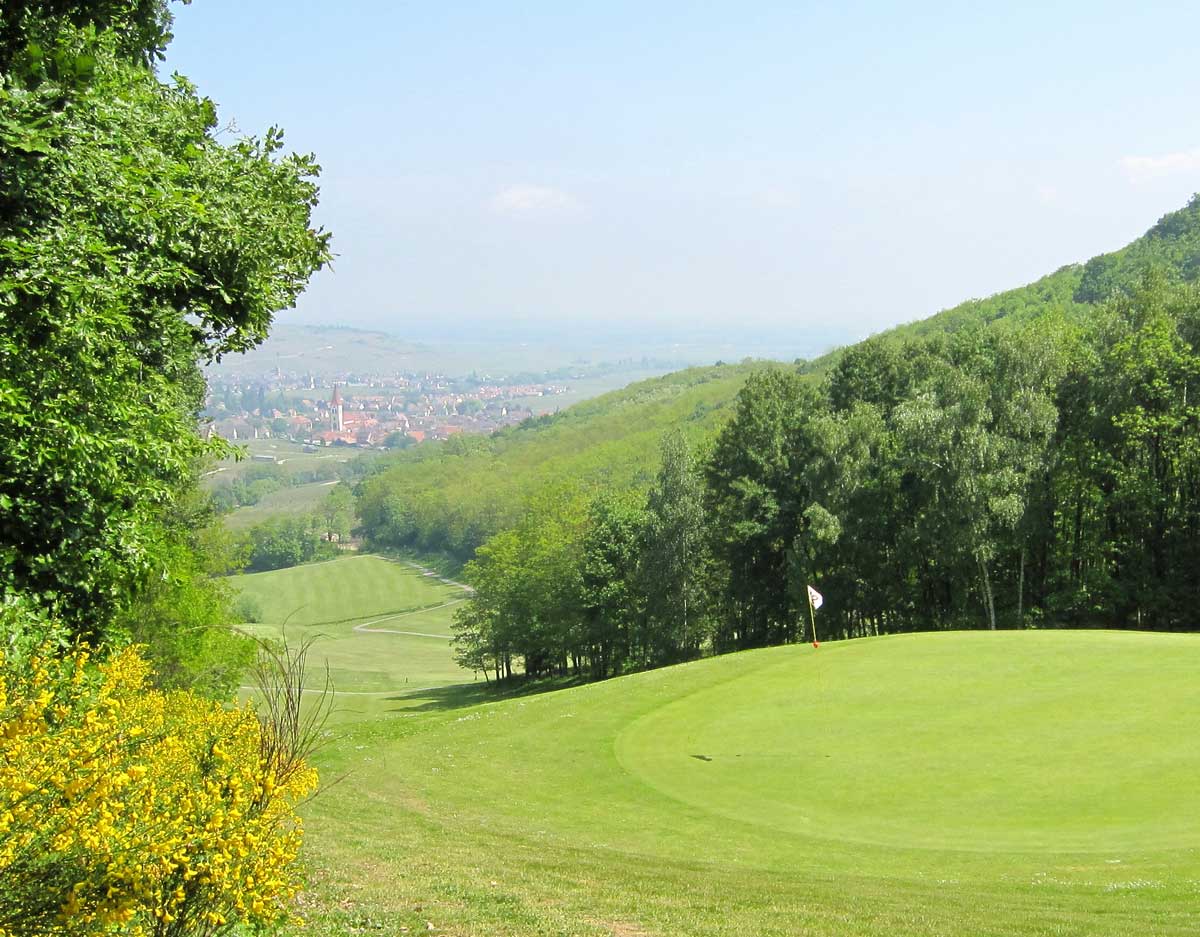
292, 630, 1200, 936
222, 480, 340, 530
232, 555, 473, 702
205, 325, 845, 382
510, 368, 676, 414
203, 438, 348, 487
206, 325, 709, 380
206, 326, 618, 380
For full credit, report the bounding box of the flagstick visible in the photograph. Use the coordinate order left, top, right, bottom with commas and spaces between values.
807, 590, 827, 758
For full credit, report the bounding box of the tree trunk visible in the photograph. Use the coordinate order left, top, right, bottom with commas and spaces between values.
1017, 546, 1026, 628
682, 589, 688, 654
979, 559, 997, 631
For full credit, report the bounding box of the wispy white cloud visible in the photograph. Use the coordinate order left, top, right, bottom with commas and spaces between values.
1118, 148, 1200, 183
489, 184, 580, 217
1035, 184, 1059, 204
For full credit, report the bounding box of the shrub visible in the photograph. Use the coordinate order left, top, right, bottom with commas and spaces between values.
234, 594, 264, 624
0, 644, 318, 936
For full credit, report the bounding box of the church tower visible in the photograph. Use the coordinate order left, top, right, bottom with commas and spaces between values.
331, 384, 344, 432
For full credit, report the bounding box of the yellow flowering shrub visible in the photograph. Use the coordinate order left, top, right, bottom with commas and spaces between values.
0, 646, 318, 936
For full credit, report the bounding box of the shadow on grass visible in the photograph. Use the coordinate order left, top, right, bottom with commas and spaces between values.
384, 674, 589, 714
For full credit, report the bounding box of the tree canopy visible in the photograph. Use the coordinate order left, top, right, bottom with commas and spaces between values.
0, 2, 329, 645
445, 273, 1200, 684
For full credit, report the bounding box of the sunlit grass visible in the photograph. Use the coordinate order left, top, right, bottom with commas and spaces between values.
290, 629, 1200, 936
233, 556, 476, 716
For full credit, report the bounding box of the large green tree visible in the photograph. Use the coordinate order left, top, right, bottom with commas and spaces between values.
640, 431, 708, 664
577, 492, 646, 678
0, 2, 329, 641
452, 486, 588, 680
704, 369, 822, 649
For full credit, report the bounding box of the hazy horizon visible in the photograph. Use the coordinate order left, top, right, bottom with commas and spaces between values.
166, 2, 1200, 346
206, 321, 847, 383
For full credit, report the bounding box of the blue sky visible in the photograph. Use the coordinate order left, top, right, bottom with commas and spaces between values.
166, 1, 1200, 349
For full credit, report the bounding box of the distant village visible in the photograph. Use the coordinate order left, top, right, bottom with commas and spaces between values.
203, 369, 568, 448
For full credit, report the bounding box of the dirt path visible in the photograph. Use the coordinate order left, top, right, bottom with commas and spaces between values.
401, 560, 474, 593
351, 599, 466, 638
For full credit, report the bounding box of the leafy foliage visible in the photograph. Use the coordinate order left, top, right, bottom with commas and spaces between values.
112, 519, 254, 698
452, 436, 712, 681
0, 11, 329, 640
241, 514, 338, 573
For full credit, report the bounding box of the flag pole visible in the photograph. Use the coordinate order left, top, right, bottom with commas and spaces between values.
807, 590, 818, 648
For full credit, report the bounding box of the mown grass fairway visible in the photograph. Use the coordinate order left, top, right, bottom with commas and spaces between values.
291, 630, 1200, 936
233, 555, 473, 701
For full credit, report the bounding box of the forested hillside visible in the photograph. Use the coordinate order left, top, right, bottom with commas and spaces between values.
357, 361, 770, 560
352, 197, 1200, 682
809, 194, 1200, 359
455, 273, 1200, 682
359, 195, 1200, 569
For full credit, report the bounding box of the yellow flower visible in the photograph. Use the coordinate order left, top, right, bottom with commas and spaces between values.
0, 645, 317, 935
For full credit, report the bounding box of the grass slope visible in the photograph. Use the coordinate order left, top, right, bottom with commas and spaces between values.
223, 480, 339, 530
296, 630, 1200, 936
233, 555, 473, 697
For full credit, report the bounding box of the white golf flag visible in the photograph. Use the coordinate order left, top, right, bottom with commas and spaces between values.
807, 585, 823, 610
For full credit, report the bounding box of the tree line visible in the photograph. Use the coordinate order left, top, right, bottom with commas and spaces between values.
450, 275, 1200, 681
238, 484, 355, 573
451, 430, 707, 681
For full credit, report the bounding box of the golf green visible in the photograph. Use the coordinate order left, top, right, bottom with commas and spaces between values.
617, 631, 1200, 852
295, 629, 1200, 936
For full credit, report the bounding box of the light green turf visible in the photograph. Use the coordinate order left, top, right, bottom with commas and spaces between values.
291, 630, 1200, 937
618, 632, 1200, 853
222, 480, 340, 530
232, 555, 475, 703
234, 554, 461, 628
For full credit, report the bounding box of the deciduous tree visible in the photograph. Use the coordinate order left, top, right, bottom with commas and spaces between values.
0, 3, 329, 639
